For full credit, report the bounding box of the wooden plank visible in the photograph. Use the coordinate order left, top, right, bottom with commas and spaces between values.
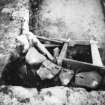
37, 35, 105, 48
53, 38, 90, 46
60, 58, 105, 75
44, 44, 61, 48
57, 42, 68, 66
37, 35, 105, 49
90, 40, 103, 66
37, 35, 90, 45
37, 35, 63, 44
57, 39, 75, 85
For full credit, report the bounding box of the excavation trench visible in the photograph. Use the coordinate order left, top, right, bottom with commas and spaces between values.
29, 0, 105, 65
1, 0, 105, 90
1, 1, 105, 105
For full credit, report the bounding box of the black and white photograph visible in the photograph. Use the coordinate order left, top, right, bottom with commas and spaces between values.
0, 0, 105, 105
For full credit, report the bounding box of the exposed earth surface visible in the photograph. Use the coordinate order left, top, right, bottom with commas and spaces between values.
0, 0, 105, 105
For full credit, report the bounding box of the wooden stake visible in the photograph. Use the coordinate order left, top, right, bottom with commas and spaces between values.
90, 40, 103, 66
57, 41, 69, 66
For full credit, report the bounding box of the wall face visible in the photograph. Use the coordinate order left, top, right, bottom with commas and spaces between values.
38, 0, 105, 41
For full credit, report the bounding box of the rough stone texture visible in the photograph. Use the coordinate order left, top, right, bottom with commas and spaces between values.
0, 86, 105, 105
1, 0, 105, 105
75, 71, 102, 89
25, 47, 46, 65
0, 0, 30, 78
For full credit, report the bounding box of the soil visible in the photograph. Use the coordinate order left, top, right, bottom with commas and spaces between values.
31, 0, 105, 42
0, 0, 105, 105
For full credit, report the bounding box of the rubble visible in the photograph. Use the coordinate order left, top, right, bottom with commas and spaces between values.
0, 0, 105, 105
75, 71, 102, 89
25, 47, 46, 66
59, 69, 74, 85
37, 66, 54, 80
